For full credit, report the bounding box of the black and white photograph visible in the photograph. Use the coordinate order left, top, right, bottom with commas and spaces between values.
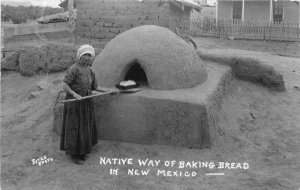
1, 0, 300, 189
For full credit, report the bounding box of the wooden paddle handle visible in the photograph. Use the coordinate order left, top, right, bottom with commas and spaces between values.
60, 88, 141, 103
60, 90, 119, 103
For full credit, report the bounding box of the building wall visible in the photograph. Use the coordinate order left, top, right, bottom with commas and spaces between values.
192, 6, 215, 19
244, 1, 270, 22
218, 0, 299, 24
283, 1, 299, 24
217, 1, 233, 20
169, 3, 191, 34
76, 0, 191, 48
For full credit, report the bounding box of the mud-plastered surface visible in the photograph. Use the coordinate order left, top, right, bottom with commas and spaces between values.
1, 49, 300, 189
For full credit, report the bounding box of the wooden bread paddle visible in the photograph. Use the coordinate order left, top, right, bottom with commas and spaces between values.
60, 88, 141, 103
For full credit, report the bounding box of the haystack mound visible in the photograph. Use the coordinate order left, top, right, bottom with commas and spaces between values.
92, 25, 207, 90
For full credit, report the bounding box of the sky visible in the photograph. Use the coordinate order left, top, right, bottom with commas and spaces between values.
3, 0, 62, 7
3, 0, 217, 7
207, 0, 215, 5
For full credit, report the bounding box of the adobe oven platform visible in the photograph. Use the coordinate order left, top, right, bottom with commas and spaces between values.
54, 62, 232, 148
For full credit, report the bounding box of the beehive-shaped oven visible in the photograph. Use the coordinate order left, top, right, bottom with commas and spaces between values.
88, 25, 232, 149
92, 25, 207, 90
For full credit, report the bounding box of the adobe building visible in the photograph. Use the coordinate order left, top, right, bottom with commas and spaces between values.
75, 0, 202, 48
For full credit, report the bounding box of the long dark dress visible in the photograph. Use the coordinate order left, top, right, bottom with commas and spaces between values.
60, 63, 98, 155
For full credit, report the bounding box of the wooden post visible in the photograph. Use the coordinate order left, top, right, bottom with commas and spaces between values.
269, 0, 273, 23
297, 24, 299, 40
242, 0, 245, 22
68, 0, 75, 44
263, 25, 266, 40
216, 0, 218, 24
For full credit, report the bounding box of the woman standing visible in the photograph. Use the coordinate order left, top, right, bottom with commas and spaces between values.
60, 45, 103, 165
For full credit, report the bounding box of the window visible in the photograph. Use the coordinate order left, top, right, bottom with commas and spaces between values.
273, 1, 283, 23
233, 1, 242, 20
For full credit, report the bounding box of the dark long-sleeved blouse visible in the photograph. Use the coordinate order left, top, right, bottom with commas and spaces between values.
63, 63, 98, 97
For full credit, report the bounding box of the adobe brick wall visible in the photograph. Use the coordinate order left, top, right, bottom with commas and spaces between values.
75, 0, 191, 48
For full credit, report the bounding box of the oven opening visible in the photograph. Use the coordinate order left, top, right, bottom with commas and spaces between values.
124, 61, 148, 86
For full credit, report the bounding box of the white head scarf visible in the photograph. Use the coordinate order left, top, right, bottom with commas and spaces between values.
76, 44, 95, 60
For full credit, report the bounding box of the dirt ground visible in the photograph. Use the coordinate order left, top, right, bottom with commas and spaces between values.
192, 37, 300, 57
1, 38, 300, 190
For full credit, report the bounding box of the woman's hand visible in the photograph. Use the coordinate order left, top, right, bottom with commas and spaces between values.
73, 93, 82, 100
63, 82, 82, 100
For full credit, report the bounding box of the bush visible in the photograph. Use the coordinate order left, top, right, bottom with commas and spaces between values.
1, 5, 62, 24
